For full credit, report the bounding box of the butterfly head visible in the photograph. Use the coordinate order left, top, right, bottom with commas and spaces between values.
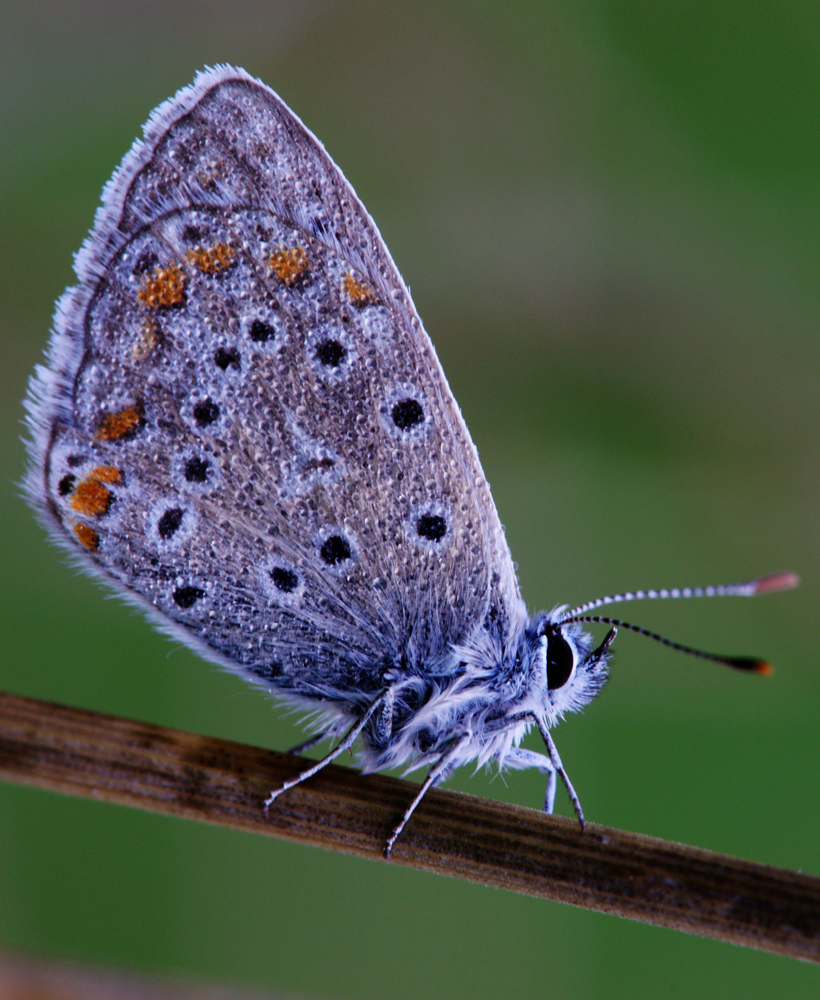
524, 570, 800, 725
529, 612, 615, 724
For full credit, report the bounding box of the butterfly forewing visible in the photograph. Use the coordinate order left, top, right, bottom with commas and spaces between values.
30, 67, 523, 706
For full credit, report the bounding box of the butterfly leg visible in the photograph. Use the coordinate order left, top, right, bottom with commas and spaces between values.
503, 747, 557, 813
383, 737, 468, 859
533, 716, 585, 831
264, 693, 387, 813
286, 730, 333, 756
544, 767, 557, 815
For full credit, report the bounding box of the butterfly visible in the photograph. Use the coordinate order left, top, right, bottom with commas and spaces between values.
24, 66, 797, 855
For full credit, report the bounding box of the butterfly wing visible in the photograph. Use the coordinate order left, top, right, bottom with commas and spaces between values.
25, 66, 525, 721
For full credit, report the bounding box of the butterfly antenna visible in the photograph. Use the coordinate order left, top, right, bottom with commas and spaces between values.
563, 615, 774, 672
559, 571, 798, 622
558, 571, 799, 674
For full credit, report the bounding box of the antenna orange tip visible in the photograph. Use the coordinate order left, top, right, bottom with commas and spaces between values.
724, 655, 774, 673
751, 571, 800, 595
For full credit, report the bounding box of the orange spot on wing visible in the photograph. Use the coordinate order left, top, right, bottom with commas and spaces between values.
70, 478, 112, 517
268, 246, 309, 286
89, 465, 123, 485
67, 465, 122, 518
138, 262, 186, 308
96, 404, 144, 442
73, 524, 99, 551
342, 273, 376, 306
185, 243, 236, 274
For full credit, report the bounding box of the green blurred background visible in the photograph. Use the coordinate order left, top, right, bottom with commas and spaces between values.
1, 1, 818, 997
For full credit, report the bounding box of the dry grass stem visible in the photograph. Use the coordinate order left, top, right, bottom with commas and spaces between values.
1, 689, 818, 963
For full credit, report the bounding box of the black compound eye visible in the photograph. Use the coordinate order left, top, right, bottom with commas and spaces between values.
546, 632, 576, 690
392, 398, 423, 431
320, 534, 351, 566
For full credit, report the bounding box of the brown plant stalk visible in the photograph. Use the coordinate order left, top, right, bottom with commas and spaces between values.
1, 689, 818, 963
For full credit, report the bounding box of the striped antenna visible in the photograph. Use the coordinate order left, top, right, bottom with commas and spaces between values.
558, 571, 799, 625
563, 615, 774, 673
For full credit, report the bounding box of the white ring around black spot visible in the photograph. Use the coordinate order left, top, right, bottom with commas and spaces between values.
406, 500, 452, 553
259, 557, 304, 606
172, 447, 222, 495
180, 391, 232, 437
206, 335, 246, 388
47, 442, 90, 504
305, 325, 357, 382
314, 524, 358, 575
165, 213, 222, 255
146, 498, 197, 551
47, 441, 135, 530
241, 308, 285, 353
380, 382, 433, 442
47, 445, 94, 510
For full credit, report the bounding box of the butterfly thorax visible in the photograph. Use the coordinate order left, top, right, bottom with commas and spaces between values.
355, 609, 608, 776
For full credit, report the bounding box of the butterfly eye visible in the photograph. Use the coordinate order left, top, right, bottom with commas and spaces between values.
546, 632, 576, 690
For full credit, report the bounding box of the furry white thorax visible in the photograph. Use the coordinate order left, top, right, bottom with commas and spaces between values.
287, 605, 612, 781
